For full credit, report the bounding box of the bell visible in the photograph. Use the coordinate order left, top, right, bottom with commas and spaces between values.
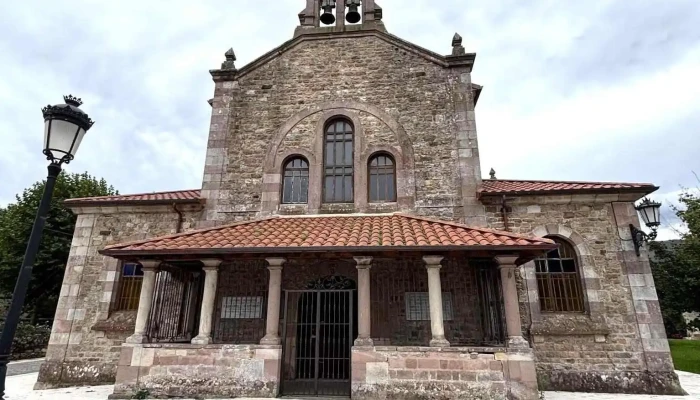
320, 8, 336, 25
346, 4, 361, 24
320, 0, 336, 25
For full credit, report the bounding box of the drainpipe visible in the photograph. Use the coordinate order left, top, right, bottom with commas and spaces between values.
500, 195, 512, 231
172, 203, 184, 233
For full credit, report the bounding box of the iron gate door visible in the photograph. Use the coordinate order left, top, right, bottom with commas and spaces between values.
281, 289, 354, 397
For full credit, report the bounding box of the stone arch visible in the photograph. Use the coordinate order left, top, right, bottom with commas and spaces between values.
262, 100, 416, 214
527, 224, 600, 318
263, 100, 415, 174
275, 148, 317, 171
360, 145, 409, 209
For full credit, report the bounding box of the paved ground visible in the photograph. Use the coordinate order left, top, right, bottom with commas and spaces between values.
6, 359, 44, 377
4, 371, 699, 399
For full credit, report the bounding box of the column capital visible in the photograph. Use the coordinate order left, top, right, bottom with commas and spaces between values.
138, 260, 161, 271
354, 256, 373, 268
495, 255, 519, 268
201, 259, 223, 270
265, 257, 286, 268
423, 255, 444, 267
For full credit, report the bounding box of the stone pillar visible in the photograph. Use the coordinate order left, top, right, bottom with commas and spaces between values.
261, 258, 286, 345
192, 259, 222, 345
423, 256, 449, 347
335, 0, 345, 28
496, 255, 529, 349
126, 260, 161, 344
611, 202, 684, 395
354, 256, 373, 346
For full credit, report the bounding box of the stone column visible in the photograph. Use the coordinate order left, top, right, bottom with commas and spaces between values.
126, 260, 161, 344
423, 256, 450, 347
496, 255, 529, 349
192, 259, 222, 345
261, 258, 286, 345
354, 256, 373, 346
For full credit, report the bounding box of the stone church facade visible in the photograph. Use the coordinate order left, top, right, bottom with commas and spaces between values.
36, 1, 683, 399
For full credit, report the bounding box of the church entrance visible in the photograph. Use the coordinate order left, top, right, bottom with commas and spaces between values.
280, 276, 357, 397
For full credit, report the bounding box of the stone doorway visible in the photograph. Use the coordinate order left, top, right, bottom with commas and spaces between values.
280, 276, 357, 397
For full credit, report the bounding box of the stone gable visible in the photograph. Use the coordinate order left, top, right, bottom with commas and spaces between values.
201, 33, 484, 225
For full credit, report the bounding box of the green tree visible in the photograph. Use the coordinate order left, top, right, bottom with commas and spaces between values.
650, 184, 700, 336
0, 172, 117, 321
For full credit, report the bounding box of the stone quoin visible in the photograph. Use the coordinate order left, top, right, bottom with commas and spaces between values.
36, 1, 683, 399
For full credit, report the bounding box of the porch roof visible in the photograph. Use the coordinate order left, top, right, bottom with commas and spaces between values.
480, 179, 657, 196
100, 214, 555, 258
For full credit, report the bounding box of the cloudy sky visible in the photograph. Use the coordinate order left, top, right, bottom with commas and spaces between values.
1, 0, 698, 239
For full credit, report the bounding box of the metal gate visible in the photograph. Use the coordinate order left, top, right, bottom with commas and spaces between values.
281, 289, 355, 397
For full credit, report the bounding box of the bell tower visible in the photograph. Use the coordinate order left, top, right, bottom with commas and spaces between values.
297, 0, 385, 35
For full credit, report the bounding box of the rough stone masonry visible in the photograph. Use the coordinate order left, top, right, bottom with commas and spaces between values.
37, 0, 683, 398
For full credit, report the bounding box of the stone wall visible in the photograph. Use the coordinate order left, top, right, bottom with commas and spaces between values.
201, 30, 486, 227
481, 193, 683, 395
351, 346, 538, 400
110, 344, 281, 399
36, 204, 203, 389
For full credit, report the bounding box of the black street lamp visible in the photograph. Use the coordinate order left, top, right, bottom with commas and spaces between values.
0, 95, 94, 397
630, 197, 662, 256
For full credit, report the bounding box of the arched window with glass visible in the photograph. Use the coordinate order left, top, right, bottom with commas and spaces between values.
323, 119, 354, 203
282, 157, 310, 204
368, 153, 396, 202
535, 237, 585, 312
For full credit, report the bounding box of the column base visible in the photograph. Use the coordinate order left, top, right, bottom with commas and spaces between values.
191, 335, 212, 345
354, 337, 374, 347
260, 335, 282, 345
125, 333, 148, 344
507, 336, 530, 351
429, 337, 450, 347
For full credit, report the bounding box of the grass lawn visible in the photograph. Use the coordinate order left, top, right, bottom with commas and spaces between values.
669, 339, 700, 374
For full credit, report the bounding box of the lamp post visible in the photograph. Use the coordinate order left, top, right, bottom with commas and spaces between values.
0, 95, 94, 397
630, 197, 663, 256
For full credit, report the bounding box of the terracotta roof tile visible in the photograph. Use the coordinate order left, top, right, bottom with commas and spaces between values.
480, 179, 657, 196
65, 189, 202, 206
101, 214, 554, 255
65, 178, 657, 206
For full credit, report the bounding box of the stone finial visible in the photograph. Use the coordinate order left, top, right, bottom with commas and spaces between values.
490, 168, 497, 179
452, 33, 466, 56
221, 48, 237, 70
374, 4, 383, 20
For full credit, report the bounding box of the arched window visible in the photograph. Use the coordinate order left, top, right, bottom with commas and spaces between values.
535, 237, 585, 312
282, 157, 309, 204
368, 154, 396, 202
324, 119, 354, 203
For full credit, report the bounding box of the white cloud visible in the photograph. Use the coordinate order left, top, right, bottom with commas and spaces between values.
1, 0, 699, 225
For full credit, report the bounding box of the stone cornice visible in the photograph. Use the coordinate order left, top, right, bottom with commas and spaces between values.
67, 203, 205, 216
209, 28, 475, 82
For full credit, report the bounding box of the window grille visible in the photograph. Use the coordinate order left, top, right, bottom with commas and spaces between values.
323, 119, 354, 203
368, 154, 396, 202
114, 262, 143, 311
536, 237, 585, 312
146, 263, 204, 343
369, 258, 504, 347
282, 157, 309, 204
213, 260, 268, 344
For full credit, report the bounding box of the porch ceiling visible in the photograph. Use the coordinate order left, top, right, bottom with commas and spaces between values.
99, 214, 556, 259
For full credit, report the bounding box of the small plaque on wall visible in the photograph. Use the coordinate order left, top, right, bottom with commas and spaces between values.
405, 292, 453, 321
221, 296, 264, 319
